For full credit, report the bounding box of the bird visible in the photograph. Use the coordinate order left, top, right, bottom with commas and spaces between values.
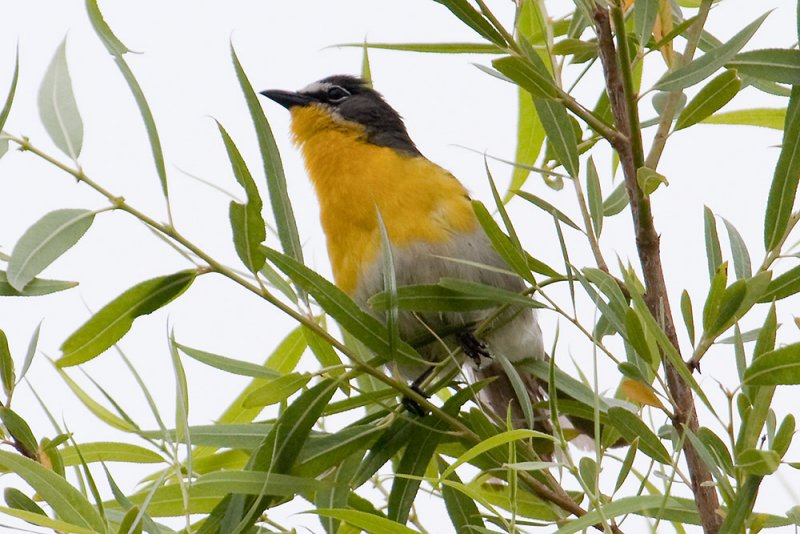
260, 75, 550, 430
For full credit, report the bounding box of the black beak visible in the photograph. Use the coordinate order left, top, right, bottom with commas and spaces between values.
259, 89, 313, 109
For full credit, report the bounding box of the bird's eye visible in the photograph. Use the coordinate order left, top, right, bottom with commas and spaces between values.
326, 86, 351, 102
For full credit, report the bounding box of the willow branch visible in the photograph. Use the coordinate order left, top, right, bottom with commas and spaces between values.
591, 5, 722, 533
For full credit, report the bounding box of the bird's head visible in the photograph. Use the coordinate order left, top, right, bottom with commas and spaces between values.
260, 75, 419, 155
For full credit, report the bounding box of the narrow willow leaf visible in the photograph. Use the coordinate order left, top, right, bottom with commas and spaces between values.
0, 450, 107, 533
764, 87, 800, 250
634, 0, 659, 51
625, 308, 657, 367
0, 47, 19, 133
608, 407, 670, 464
217, 121, 266, 273
636, 167, 668, 195
472, 201, 534, 284
676, 70, 742, 130
232, 45, 303, 269
721, 218, 752, 279
493, 55, 558, 99
117, 506, 144, 534
772, 414, 795, 458
313, 509, 417, 534
302, 326, 343, 375
653, 13, 769, 92
702, 107, 785, 129
738, 448, 780, 476
441, 429, 551, 481
710, 279, 747, 334
352, 417, 412, 487
4, 488, 46, 516
680, 290, 695, 345
177, 343, 279, 379
433, 0, 507, 47
507, 89, 545, 200
0, 271, 77, 297
585, 157, 603, 236
0, 407, 37, 454
0, 506, 96, 534
296, 425, 380, 478
744, 343, 800, 385
702, 265, 728, 331
241, 372, 311, 408
58, 270, 196, 366
440, 278, 543, 308
263, 247, 422, 367
17, 321, 41, 385
718, 476, 761, 534
38, 38, 83, 159
515, 190, 581, 231
0, 329, 13, 397
370, 284, 514, 312
7, 209, 95, 291
60, 442, 163, 465
53, 365, 138, 432
336, 42, 502, 54
727, 49, 800, 85
140, 424, 272, 449
703, 207, 722, 281
602, 181, 629, 216
439, 459, 484, 532
759, 264, 800, 302
534, 98, 579, 177
614, 439, 638, 492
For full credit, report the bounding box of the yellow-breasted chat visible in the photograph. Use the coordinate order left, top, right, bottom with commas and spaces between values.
261, 75, 551, 430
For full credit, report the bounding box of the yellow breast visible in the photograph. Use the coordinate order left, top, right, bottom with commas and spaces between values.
290, 105, 477, 295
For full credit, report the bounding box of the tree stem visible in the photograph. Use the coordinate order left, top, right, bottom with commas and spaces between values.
591, 5, 722, 533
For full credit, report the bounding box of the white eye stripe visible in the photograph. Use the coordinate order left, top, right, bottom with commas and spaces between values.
299, 81, 334, 94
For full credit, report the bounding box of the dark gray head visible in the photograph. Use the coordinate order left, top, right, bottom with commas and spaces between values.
260, 75, 420, 156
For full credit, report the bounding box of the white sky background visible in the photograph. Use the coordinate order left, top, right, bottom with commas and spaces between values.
0, 0, 799, 532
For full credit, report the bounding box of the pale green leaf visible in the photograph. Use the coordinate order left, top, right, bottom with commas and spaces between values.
38, 38, 83, 159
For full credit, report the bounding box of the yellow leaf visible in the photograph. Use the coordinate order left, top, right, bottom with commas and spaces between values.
620, 378, 666, 410
653, 0, 675, 67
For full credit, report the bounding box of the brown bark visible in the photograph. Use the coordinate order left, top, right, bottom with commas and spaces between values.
591, 6, 722, 533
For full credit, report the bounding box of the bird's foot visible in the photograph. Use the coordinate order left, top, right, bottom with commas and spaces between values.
456, 331, 491, 369
402, 382, 429, 416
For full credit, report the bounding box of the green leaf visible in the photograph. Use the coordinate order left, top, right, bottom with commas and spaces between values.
680, 290, 695, 346
614, 439, 638, 492
263, 247, 422, 367
764, 86, 800, 250
177, 343, 280, 379
60, 442, 163, 465
370, 284, 514, 312
439, 278, 543, 308
607, 407, 671, 464
438, 458, 484, 532
738, 304, 777, 452
53, 365, 138, 432
586, 157, 603, 236
440, 429, 551, 481
58, 270, 196, 366
0, 450, 107, 533
721, 218, 752, 280
636, 167, 668, 196
38, 38, 83, 159
17, 322, 41, 386
493, 55, 558, 99
0, 47, 19, 133
7, 209, 95, 292
312, 509, 417, 534
676, 70, 742, 130
710, 279, 746, 334
633, 0, 659, 51
0, 506, 96, 534
216, 121, 266, 273
0, 329, 13, 398
337, 42, 502, 54
727, 49, 800, 85
772, 414, 795, 458
701, 107, 785, 129
0, 407, 37, 454
507, 89, 545, 200
4, 487, 46, 516
296, 425, 381, 477
534, 98, 579, 177
759, 264, 800, 302
232, 45, 304, 270
653, 13, 769, 92
737, 448, 780, 476
602, 181, 629, 216
241, 372, 311, 408
0, 271, 77, 297
433, 0, 507, 47
140, 424, 272, 449
703, 207, 722, 281
744, 343, 800, 385
514, 190, 582, 231
472, 201, 533, 284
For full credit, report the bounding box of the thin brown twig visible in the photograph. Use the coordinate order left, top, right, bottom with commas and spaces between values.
591, 4, 722, 533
